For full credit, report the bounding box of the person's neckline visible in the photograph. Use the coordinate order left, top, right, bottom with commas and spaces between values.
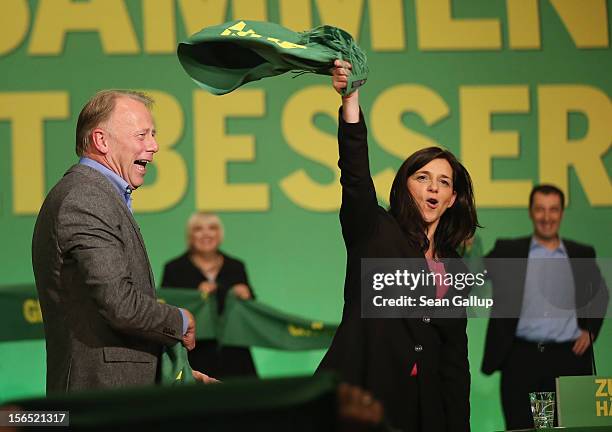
531, 235, 562, 252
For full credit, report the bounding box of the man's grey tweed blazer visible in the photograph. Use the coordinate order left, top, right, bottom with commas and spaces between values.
32, 164, 183, 393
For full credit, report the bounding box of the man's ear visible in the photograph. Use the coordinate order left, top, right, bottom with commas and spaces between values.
91, 128, 109, 154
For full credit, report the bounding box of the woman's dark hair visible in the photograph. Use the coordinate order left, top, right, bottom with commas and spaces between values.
389, 147, 479, 258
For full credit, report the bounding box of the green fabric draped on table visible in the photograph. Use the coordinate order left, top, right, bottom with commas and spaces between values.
8, 372, 339, 429
177, 19, 368, 96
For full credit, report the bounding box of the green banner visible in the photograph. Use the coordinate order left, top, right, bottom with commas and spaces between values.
219, 295, 337, 350
0, 285, 337, 351
557, 375, 612, 427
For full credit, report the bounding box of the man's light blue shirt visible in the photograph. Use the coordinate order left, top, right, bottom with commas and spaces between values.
78, 157, 188, 336
79, 157, 133, 212
516, 237, 582, 342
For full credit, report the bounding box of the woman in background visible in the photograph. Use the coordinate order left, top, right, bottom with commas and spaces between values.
162, 212, 256, 378
316, 61, 479, 431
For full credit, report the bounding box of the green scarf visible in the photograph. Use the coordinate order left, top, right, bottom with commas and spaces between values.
160, 342, 196, 385
177, 20, 368, 96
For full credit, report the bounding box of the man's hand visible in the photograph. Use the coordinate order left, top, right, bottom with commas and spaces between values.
181, 308, 196, 351
337, 383, 384, 431
197, 281, 217, 295
192, 370, 221, 384
572, 329, 592, 356
231, 283, 252, 300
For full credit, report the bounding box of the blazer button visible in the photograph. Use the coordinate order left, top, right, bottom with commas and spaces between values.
422, 316, 431, 323
414, 344, 423, 352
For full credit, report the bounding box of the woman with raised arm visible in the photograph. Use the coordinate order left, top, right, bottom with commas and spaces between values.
317, 60, 479, 431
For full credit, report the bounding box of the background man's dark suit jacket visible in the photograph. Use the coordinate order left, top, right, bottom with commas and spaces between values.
32, 164, 184, 393
481, 236, 609, 375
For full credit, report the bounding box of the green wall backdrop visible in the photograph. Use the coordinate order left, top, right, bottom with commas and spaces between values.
1, 1, 611, 431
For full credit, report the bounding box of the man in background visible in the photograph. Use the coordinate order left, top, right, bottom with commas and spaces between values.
481, 184, 608, 429
32, 90, 197, 393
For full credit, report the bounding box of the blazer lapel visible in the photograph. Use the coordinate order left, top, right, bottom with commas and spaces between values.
563, 240, 588, 310
112, 194, 156, 294
514, 236, 532, 305
67, 165, 156, 294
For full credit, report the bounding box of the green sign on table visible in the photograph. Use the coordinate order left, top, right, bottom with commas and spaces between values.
556, 375, 612, 427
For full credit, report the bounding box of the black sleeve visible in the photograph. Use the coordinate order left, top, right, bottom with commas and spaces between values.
579, 247, 609, 340
483, 240, 506, 283
160, 263, 172, 288
338, 108, 379, 247
484, 240, 501, 259
439, 318, 471, 431
220, 257, 255, 300
237, 260, 256, 300
160, 259, 189, 289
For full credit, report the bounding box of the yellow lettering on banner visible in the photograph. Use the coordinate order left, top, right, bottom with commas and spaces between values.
370, 0, 406, 51
179, 0, 226, 35
279, 0, 312, 31
311, 322, 323, 330
179, 0, 267, 36
460, 86, 532, 207
228, 26, 258, 38
288, 324, 313, 337
221, 21, 248, 36
194, 89, 269, 211
538, 85, 612, 206
595, 379, 608, 397
416, 0, 501, 50
280, 86, 340, 211
29, 0, 138, 55
283, 0, 405, 50
595, 400, 609, 417
549, 0, 609, 48
232, 0, 267, 21
316, 0, 365, 41
0, 0, 29, 55
506, 0, 541, 49
220, 22, 305, 47
266, 37, 306, 49
143, 0, 175, 54
0, 92, 69, 215
131, 91, 187, 212
371, 85, 449, 204
23, 299, 42, 324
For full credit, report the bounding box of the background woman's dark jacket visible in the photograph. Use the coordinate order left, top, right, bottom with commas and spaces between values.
162, 252, 257, 378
